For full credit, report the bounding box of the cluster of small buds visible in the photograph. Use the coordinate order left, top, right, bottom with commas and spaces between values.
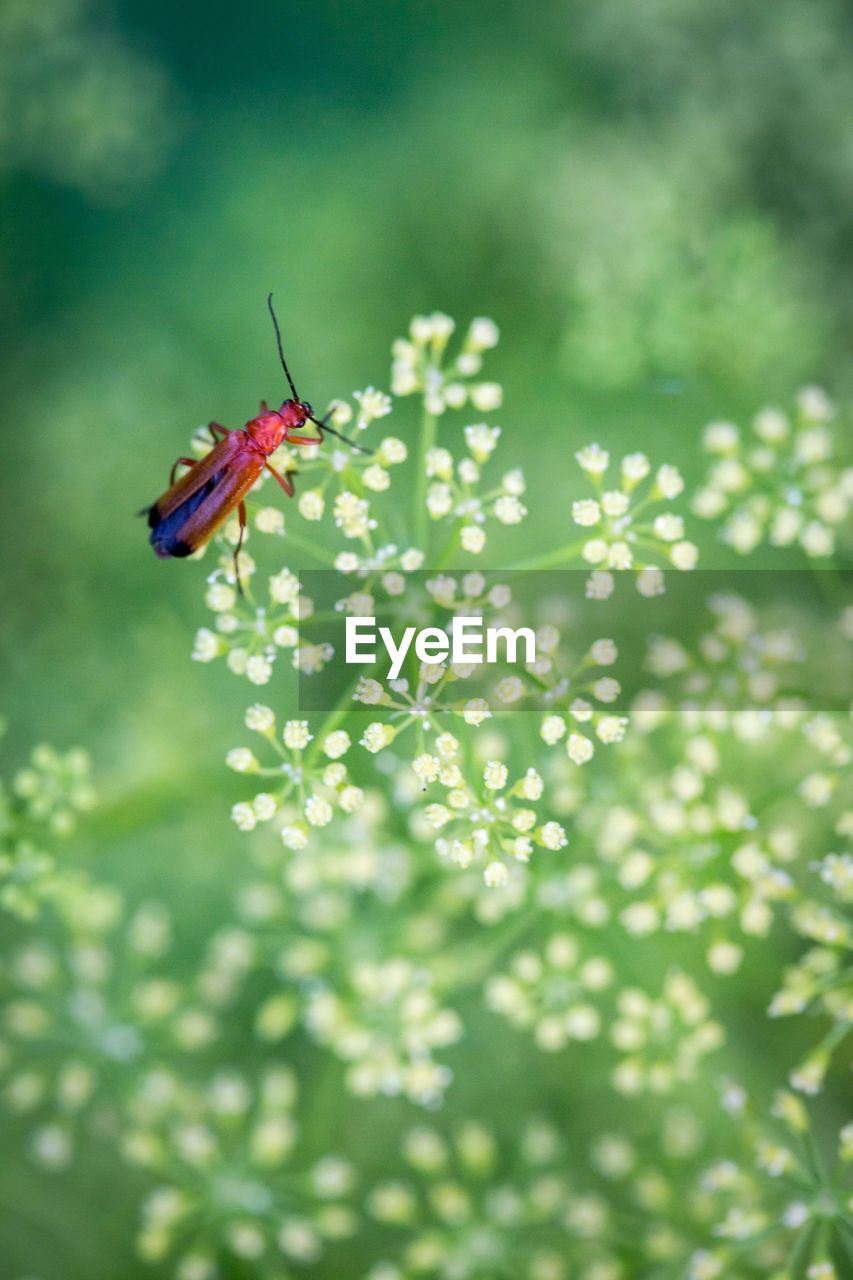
193, 564, 328, 685
304, 957, 462, 1106
10, 742, 95, 834
797, 715, 853, 811
608, 970, 724, 1095
692, 388, 852, 558
391, 314, 502, 415
0, 734, 95, 918
228, 708, 365, 845
556, 1108, 713, 1276
588, 746, 807, 965
486, 932, 613, 1051
415, 748, 568, 887
0, 892, 216, 1170
690, 1086, 853, 1278
349, 576, 534, 757
365, 1118, 570, 1280
767, 818, 853, 1094
424, 429, 527, 554
571, 445, 698, 591
537, 631, 630, 763
635, 592, 808, 737
769, 943, 851, 1097
125, 1066, 358, 1278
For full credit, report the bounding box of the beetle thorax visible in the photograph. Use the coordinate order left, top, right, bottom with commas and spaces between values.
246, 401, 308, 455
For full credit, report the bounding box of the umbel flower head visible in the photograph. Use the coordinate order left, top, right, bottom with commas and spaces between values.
486, 931, 613, 1052
0, 885, 216, 1171
365, 1117, 571, 1280
570, 444, 699, 593
0, 733, 95, 918
689, 1084, 853, 1279
693, 388, 852, 559
227, 707, 366, 843
304, 955, 463, 1107
125, 1065, 357, 1278
391, 313, 502, 415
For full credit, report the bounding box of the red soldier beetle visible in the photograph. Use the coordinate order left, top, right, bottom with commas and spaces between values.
143, 294, 370, 592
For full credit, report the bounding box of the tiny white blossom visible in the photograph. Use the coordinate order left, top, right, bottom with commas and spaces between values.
539, 822, 568, 850
283, 721, 313, 750
656, 464, 685, 499
576, 443, 610, 475
305, 796, 333, 827
567, 734, 594, 765
298, 490, 325, 521
461, 525, 486, 553
670, 541, 699, 570
621, 452, 651, 483
323, 731, 351, 759
484, 761, 509, 791
470, 382, 503, 411
245, 704, 275, 733
572, 499, 602, 527
244, 655, 270, 686
468, 317, 500, 350
464, 423, 502, 461
541, 715, 566, 745
494, 495, 527, 524
463, 698, 492, 726
254, 505, 285, 536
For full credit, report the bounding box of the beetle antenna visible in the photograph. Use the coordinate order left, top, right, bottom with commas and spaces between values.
309, 414, 374, 455
267, 292, 300, 401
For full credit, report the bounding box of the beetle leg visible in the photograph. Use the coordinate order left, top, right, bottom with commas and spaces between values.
169, 456, 196, 485
265, 462, 295, 497
208, 421, 229, 443
234, 501, 248, 596
258, 401, 269, 413
290, 433, 324, 447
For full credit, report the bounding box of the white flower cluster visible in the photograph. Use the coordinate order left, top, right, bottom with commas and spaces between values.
571, 444, 699, 591
537, 631, 630, 762
424, 429, 527, 555
0, 891, 215, 1170
366, 1118, 571, 1280
419, 749, 569, 888
689, 1087, 853, 1279
125, 1066, 358, 1277
1, 734, 95, 918
304, 957, 462, 1106
609, 970, 724, 1096
391, 313, 502, 415
693, 388, 852, 558
227, 708, 365, 843
192, 565, 326, 685
486, 932, 613, 1051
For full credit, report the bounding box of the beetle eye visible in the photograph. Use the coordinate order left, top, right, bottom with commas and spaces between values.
302, 401, 313, 419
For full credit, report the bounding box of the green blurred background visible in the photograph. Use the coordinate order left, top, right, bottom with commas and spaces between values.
1, 0, 853, 1273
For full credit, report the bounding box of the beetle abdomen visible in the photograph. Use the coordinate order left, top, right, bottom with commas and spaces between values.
148, 470, 226, 558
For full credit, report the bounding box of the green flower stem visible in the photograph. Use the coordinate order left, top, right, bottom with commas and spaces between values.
785, 1219, 817, 1276
303, 670, 366, 770
276, 527, 339, 568
433, 524, 461, 570
415, 401, 437, 554
504, 539, 588, 572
